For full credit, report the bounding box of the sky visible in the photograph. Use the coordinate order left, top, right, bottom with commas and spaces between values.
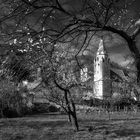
84, 33, 135, 70
104, 34, 134, 69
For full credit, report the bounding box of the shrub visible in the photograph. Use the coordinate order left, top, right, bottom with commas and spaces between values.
31, 103, 60, 114
3, 107, 19, 118
31, 103, 49, 114
48, 105, 59, 112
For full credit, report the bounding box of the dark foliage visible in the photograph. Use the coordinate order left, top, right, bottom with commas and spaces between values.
31, 103, 60, 114
81, 97, 138, 111
113, 97, 138, 110
2, 107, 19, 118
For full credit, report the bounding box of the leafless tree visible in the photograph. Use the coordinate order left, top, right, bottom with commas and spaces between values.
0, 0, 139, 82
0, 0, 140, 128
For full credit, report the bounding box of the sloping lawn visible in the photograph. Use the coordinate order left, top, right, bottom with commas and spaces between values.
1, 112, 140, 140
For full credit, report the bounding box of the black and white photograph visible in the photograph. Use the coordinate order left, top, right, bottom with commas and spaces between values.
0, 0, 140, 139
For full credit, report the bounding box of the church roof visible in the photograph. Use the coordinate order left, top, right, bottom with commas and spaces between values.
110, 68, 128, 82
97, 39, 107, 55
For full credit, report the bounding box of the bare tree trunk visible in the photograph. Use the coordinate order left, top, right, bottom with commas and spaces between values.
68, 112, 72, 122
16, 103, 21, 116
70, 100, 79, 131
54, 79, 79, 131
0, 101, 4, 118
64, 91, 72, 122
0, 109, 4, 118
65, 90, 79, 131
67, 90, 79, 130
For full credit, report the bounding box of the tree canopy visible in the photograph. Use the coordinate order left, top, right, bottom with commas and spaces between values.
0, 0, 140, 82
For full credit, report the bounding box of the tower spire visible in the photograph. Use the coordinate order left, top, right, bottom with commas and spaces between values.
97, 38, 107, 55
93, 38, 110, 99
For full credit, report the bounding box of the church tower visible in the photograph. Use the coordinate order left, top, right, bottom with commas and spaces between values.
93, 39, 111, 99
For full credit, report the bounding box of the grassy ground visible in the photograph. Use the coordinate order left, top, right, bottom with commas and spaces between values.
1, 111, 140, 140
